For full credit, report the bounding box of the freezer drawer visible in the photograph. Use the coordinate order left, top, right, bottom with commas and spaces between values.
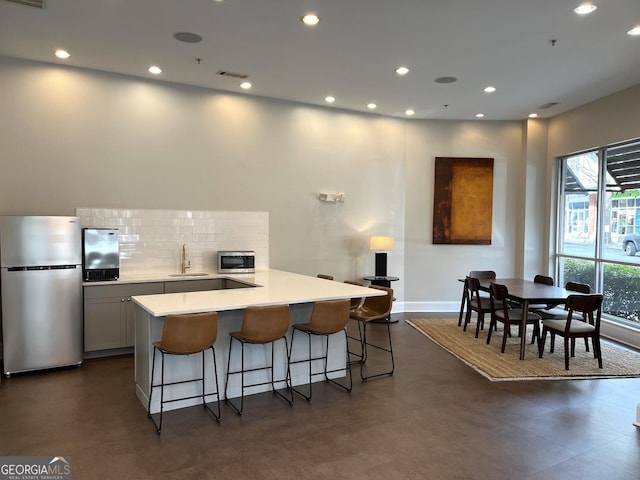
1, 267, 83, 375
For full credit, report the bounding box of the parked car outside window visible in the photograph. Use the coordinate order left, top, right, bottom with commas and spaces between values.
622, 234, 640, 256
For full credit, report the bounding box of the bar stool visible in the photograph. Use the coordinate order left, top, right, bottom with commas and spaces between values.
224, 304, 294, 415
288, 299, 352, 401
348, 286, 394, 381
147, 312, 221, 433
344, 280, 364, 311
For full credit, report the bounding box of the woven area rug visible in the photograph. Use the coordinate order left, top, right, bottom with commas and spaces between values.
407, 318, 640, 381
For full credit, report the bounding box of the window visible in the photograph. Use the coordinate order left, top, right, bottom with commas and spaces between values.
556, 139, 640, 330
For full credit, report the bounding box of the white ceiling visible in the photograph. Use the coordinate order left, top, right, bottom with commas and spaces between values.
1, 0, 639, 120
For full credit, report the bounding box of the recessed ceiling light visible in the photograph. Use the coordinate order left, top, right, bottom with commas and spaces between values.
574, 2, 597, 15
325, 96, 335, 103
367, 103, 377, 110
475, 113, 485, 118
405, 109, 415, 116
628, 25, 640, 36
302, 13, 320, 26
240, 82, 252, 90
148, 65, 162, 75
528, 113, 539, 118
484, 86, 497, 93
54, 49, 70, 59
395, 66, 410, 76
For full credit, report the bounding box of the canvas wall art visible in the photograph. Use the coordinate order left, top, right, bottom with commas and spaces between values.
433, 157, 494, 245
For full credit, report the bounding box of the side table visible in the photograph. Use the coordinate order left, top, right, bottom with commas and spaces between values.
363, 276, 399, 288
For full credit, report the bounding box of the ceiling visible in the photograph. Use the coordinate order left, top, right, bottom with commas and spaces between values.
1, 0, 639, 120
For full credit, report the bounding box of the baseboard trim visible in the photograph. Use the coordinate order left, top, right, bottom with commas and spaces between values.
400, 301, 460, 313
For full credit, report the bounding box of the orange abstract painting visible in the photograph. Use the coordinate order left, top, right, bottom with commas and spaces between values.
433, 157, 494, 245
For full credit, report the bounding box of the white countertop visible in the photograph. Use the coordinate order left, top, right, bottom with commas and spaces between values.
131, 269, 385, 316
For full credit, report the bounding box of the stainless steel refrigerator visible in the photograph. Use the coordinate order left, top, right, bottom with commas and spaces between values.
0, 216, 83, 376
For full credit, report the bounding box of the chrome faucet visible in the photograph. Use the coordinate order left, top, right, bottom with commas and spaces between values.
181, 243, 191, 274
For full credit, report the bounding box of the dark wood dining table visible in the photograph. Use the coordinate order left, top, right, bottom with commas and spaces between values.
474, 278, 583, 360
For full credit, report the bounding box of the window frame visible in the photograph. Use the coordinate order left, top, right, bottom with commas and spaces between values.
554, 139, 640, 336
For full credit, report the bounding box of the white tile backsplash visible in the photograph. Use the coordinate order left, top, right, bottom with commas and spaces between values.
76, 208, 269, 275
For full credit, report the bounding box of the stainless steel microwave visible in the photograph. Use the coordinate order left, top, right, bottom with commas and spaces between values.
217, 251, 255, 274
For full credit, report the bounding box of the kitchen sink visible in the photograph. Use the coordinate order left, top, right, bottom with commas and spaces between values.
168, 272, 210, 277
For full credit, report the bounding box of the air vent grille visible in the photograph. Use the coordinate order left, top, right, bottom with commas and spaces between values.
216, 70, 249, 79
539, 102, 559, 109
3, 0, 45, 8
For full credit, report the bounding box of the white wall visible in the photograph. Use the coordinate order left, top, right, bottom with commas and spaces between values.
403, 120, 532, 311
522, 119, 550, 279
0, 57, 406, 299
548, 83, 640, 157
5, 55, 636, 313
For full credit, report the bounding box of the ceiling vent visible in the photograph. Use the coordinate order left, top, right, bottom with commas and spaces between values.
3, 0, 45, 8
539, 102, 559, 109
216, 70, 249, 79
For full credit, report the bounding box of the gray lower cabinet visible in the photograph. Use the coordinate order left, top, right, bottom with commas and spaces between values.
84, 283, 164, 351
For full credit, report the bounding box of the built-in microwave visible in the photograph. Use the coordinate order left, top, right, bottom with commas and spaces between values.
217, 251, 255, 274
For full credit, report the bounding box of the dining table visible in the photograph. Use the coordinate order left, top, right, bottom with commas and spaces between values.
474, 278, 586, 360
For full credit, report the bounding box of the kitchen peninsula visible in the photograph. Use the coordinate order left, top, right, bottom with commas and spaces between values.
133, 269, 385, 414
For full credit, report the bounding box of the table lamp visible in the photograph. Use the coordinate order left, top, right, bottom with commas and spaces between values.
369, 236, 394, 277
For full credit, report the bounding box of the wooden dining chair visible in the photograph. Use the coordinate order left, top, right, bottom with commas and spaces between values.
538, 294, 604, 370
538, 281, 591, 352
538, 282, 591, 319
530, 274, 554, 307
463, 276, 499, 338
458, 270, 496, 327
487, 283, 542, 353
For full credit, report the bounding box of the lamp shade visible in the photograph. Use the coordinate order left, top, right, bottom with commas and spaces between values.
369, 236, 394, 251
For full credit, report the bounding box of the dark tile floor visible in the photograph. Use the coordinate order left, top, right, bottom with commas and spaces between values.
1, 313, 639, 480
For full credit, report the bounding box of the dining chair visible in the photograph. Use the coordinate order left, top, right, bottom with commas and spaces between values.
538, 281, 591, 319
538, 294, 604, 370
508, 274, 554, 343
538, 281, 591, 352
458, 270, 496, 327
529, 274, 555, 308
463, 276, 499, 338
487, 282, 542, 353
